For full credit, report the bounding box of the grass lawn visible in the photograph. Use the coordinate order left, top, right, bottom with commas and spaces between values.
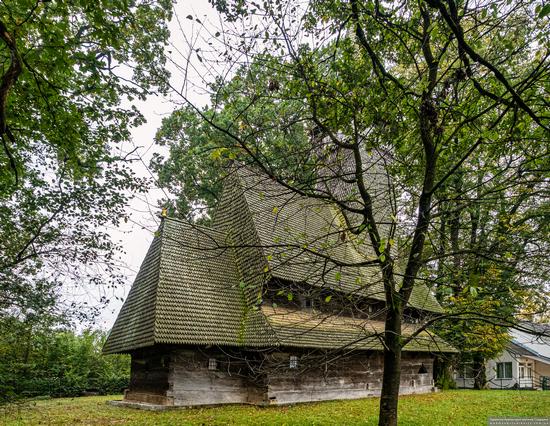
1, 390, 549, 425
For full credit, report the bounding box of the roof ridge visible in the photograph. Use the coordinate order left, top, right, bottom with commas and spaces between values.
151, 221, 166, 345
233, 169, 270, 268
231, 172, 274, 311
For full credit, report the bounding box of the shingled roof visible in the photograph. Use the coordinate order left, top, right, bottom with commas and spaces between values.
214, 167, 443, 312
103, 166, 453, 354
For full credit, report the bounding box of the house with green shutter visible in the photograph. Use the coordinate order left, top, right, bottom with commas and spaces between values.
103, 165, 455, 407
456, 322, 550, 390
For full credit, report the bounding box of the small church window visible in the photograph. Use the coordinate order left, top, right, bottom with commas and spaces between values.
208, 358, 218, 371
418, 363, 428, 374
299, 294, 314, 309
289, 355, 298, 369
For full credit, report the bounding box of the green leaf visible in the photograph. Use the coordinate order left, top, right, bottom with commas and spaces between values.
287, 292, 294, 301
210, 147, 226, 160
325, 295, 332, 303
335, 271, 342, 281
538, 4, 550, 18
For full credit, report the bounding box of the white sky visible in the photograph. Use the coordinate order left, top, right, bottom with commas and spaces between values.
92, 0, 222, 330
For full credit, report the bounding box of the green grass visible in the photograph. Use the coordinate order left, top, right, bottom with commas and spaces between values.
1, 390, 549, 425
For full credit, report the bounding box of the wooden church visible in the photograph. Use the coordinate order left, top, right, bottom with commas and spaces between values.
103, 164, 455, 407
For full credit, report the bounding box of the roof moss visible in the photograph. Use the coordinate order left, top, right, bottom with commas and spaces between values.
103, 167, 453, 354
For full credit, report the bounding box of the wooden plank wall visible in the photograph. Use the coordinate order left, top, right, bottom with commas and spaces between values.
124, 346, 436, 406
167, 349, 265, 406
265, 351, 434, 405
125, 348, 171, 405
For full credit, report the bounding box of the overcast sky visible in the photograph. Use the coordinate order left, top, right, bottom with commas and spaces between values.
91, 0, 223, 330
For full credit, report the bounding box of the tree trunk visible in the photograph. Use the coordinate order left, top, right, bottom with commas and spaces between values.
378, 309, 402, 426
473, 354, 487, 389
23, 322, 33, 365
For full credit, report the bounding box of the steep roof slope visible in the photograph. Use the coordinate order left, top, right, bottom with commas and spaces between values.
153, 219, 271, 347
102, 230, 162, 354
220, 166, 442, 313
104, 166, 452, 354
103, 218, 276, 354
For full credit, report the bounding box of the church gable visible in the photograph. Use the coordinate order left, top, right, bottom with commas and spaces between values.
231, 165, 443, 313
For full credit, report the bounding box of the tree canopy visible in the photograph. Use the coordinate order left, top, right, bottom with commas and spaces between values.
0, 0, 173, 319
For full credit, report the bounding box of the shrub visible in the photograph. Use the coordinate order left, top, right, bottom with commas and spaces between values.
0, 321, 130, 400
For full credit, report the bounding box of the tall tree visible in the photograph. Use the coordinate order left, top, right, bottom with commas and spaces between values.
160, 1, 549, 424
152, 62, 310, 222
0, 0, 173, 316
431, 151, 549, 387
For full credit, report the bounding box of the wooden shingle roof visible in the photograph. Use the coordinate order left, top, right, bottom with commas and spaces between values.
215, 167, 443, 313
103, 219, 275, 354
261, 306, 453, 352
103, 166, 454, 354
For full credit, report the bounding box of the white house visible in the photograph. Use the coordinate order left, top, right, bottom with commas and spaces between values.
456, 322, 550, 390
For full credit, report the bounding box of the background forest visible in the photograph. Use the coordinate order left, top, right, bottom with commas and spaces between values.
0, 322, 129, 401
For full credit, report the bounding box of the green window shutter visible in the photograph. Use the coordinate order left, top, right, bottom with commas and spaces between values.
496, 363, 503, 379
496, 362, 513, 379
505, 362, 512, 379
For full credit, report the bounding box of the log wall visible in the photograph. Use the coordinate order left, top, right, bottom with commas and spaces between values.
124, 346, 435, 406
125, 348, 171, 405
166, 349, 265, 406
264, 351, 434, 405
